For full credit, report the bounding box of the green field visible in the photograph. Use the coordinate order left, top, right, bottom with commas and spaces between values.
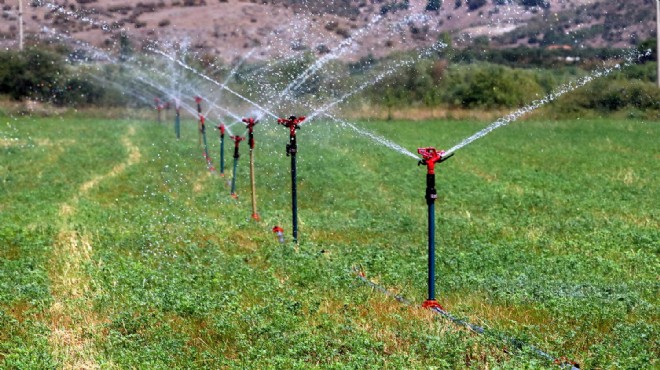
1, 115, 658, 368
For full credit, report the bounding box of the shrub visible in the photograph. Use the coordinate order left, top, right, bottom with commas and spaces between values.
0, 48, 66, 101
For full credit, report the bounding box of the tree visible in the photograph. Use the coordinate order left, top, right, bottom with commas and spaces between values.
426, 0, 442, 11
0, 48, 66, 101
466, 0, 487, 11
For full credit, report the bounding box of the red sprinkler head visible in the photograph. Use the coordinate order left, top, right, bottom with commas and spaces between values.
194, 96, 203, 104
243, 118, 258, 149
417, 147, 453, 175
242, 117, 259, 131
272, 226, 285, 244
217, 124, 226, 135
277, 116, 306, 137
231, 135, 245, 145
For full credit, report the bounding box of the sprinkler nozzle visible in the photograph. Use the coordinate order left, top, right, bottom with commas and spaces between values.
272, 226, 285, 244
243, 118, 259, 149
194, 96, 203, 104
277, 116, 306, 136
417, 147, 453, 174
217, 124, 226, 136
242, 117, 259, 129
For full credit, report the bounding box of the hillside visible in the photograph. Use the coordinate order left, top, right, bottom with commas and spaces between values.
0, 0, 657, 61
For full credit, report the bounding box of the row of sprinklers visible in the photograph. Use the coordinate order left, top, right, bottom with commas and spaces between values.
153, 94, 454, 312
157, 95, 306, 243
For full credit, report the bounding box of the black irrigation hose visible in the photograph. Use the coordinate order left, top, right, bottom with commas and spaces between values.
351, 267, 580, 370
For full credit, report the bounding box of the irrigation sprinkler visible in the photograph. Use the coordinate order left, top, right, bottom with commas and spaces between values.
174, 98, 181, 139
216, 124, 226, 176
417, 147, 454, 309
277, 115, 306, 243
272, 226, 285, 244
230, 135, 245, 198
243, 117, 260, 221
195, 96, 203, 146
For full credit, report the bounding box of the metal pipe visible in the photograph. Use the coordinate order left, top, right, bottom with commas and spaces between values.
418, 147, 452, 310
201, 117, 211, 169
250, 149, 258, 220
175, 108, 180, 139
220, 132, 225, 175
278, 116, 306, 244
231, 156, 238, 197
428, 198, 435, 302
230, 135, 244, 198
291, 150, 297, 243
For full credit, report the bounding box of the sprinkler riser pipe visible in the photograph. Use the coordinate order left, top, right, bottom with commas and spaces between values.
175, 109, 181, 139
428, 200, 436, 301
231, 157, 238, 196
220, 135, 225, 175
291, 152, 298, 243
278, 116, 305, 244
250, 149, 259, 220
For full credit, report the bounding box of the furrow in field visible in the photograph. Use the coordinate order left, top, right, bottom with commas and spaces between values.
48, 126, 141, 368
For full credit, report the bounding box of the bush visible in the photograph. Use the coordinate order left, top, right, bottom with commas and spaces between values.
554, 78, 660, 113
0, 48, 66, 101
440, 63, 545, 108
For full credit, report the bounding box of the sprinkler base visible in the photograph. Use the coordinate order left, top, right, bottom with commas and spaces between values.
251, 213, 260, 221
231, 193, 238, 199
422, 299, 444, 310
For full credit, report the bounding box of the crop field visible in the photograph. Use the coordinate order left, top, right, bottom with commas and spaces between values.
0, 115, 658, 368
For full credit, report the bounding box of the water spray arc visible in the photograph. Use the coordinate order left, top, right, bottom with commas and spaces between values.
243, 118, 260, 221
417, 147, 454, 309
278, 116, 306, 243
230, 135, 245, 198
216, 124, 226, 176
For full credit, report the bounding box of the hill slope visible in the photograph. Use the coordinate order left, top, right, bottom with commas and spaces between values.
0, 0, 656, 61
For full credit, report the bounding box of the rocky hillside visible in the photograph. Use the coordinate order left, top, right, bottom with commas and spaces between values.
0, 0, 656, 62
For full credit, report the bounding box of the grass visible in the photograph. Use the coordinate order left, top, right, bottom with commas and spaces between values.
0, 114, 657, 368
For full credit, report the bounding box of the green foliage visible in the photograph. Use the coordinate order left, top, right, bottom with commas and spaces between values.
1, 116, 658, 368
425, 0, 442, 11
442, 63, 545, 108
369, 61, 550, 109
0, 48, 66, 101
554, 78, 660, 114
380, 0, 410, 15
466, 0, 487, 11
0, 48, 129, 107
